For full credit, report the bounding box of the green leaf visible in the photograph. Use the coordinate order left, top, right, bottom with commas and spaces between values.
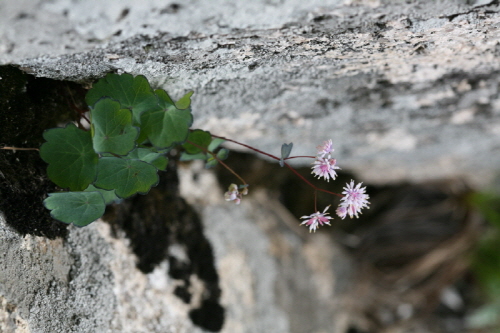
40, 123, 99, 191
84, 184, 119, 205
139, 89, 193, 148
85, 73, 158, 123
216, 148, 229, 160
94, 156, 159, 198
280, 142, 293, 167
152, 147, 172, 155
208, 138, 225, 152
182, 130, 212, 154
175, 91, 194, 109
179, 152, 207, 161
44, 191, 105, 227
180, 135, 228, 167
124, 148, 168, 171
90, 98, 138, 155
205, 158, 218, 169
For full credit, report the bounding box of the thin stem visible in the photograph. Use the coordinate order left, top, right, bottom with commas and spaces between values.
211, 134, 280, 161
284, 162, 342, 198
284, 155, 316, 160
211, 134, 343, 198
1, 146, 39, 151
81, 113, 91, 124
217, 158, 247, 186
314, 191, 317, 211
185, 139, 247, 185
66, 85, 90, 125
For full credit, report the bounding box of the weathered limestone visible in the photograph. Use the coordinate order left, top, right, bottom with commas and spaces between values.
1, 0, 499, 332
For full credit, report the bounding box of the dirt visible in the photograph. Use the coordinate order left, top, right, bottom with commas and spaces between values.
0, 65, 84, 239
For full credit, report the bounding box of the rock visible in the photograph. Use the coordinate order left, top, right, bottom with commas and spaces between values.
2, 0, 500, 186
0, 184, 352, 333
0, 0, 497, 332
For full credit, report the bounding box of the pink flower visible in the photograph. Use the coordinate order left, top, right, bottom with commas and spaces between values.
300, 205, 333, 233
224, 184, 248, 205
311, 156, 340, 182
336, 180, 370, 219
316, 139, 334, 157
336, 206, 347, 219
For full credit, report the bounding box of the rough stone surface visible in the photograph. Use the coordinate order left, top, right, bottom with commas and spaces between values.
1, 0, 499, 332
0, 187, 351, 333
2, 0, 500, 186
0, 213, 200, 333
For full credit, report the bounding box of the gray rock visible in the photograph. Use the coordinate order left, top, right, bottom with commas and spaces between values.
2, 0, 499, 187
1, 0, 498, 332
0, 187, 352, 333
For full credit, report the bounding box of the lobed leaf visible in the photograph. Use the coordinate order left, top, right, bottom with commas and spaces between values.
84, 184, 119, 205
139, 89, 193, 148
40, 123, 99, 191
90, 98, 138, 155
208, 138, 225, 152
124, 147, 168, 171
179, 152, 207, 161
85, 73, 158, 123
175, 91, 194, 110
182, 130, 212, 154
94, 156, 159, 198
44, 191, 106, 227
180, 135, 228, 167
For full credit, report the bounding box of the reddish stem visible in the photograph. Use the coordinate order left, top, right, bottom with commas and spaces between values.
81, 113, 91, 124
66, 86, 90, 126
210, 134, 342, 198
283, 163, 342, 198
185, 139, 247, 186
314, 191, 317, 211
211, 134, 280, 161
284, 155, 316, 160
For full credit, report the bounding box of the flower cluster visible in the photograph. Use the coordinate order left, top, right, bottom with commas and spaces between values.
336, 180, 370, 219
304, 140, 370, 231
311, 139, 340, 182
222, 138, 370, 234
300, 206, 333, 233
224, 183, 248, 205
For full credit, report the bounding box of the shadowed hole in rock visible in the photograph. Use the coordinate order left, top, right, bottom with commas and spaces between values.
0, 65, 87, 239
104, 160, 224, 332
